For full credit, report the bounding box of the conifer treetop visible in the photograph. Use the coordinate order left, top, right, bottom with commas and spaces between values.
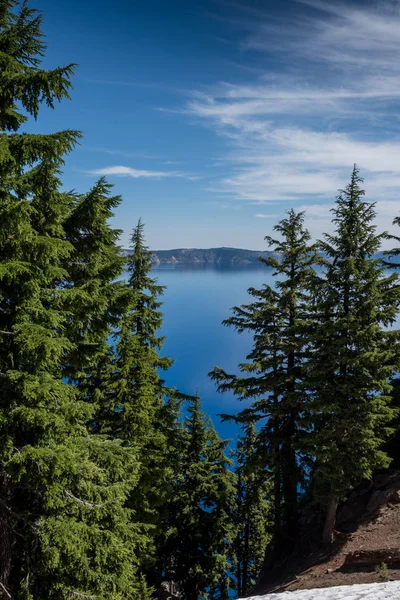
0, 0, 76, 131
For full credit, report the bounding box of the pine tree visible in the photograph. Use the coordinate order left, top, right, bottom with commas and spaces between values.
111, 219, 173, 439
0, 2, 147, 596
62, 177, 126, 405
211, 210, 319, 553
382, 212, 400, 467
104, 219, 175, 575
308, 166, 400, 544
161, 394, 235, 600
231, 421, 271, 597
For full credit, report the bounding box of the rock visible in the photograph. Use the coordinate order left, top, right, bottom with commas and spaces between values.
366, 489, 400, 515
374, 472, 400, 491
343, 548, 400, 568
389, 490, 400, 504
326, 568, 333, 574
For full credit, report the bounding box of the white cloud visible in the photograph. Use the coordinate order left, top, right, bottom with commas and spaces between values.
246, 0, 400, 74
87, 165, 198, 180
175, 0, 400, 233
298, 200, 400, 248
255, 213, 280, 218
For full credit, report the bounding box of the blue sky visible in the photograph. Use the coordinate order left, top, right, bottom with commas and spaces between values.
30, 0, 400, 249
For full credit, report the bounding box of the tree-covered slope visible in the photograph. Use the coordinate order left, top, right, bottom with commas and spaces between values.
122, 247, 278, 265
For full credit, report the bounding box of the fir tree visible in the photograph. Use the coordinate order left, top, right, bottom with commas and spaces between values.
0, 2, 147, 596
62, 177, 126, 406
211, 210, 319, 552
111, 219, 173, 439
104, 219, 174, 575
308, 166, 400, 544
161, 394, 235, 600
231, 421, 271, 597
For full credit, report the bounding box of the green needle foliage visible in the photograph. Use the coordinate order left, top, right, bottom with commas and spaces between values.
231, 421, 271, 597
104, 219, 175, 576
0, 2, 149, 597
112, 219, 173, 439
161, 394, 236, 600
63, 177, 126, 406
308, 166, 400, 544
211, 210, 319, 553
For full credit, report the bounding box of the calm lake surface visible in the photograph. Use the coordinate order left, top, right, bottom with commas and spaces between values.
152, 264, 400, 445
152, 265, 275, 444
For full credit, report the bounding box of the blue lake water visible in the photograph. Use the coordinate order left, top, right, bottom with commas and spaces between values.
152, 265, 275, 444
152, 264, 400, 445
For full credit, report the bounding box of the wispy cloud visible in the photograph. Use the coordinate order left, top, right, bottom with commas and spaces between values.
298, 200, 400, 246
83, 146, 159, 160
177, 1, 400, 218
255, 213, 280, 218
85, 78, 185, 93
87, 165, 199, 180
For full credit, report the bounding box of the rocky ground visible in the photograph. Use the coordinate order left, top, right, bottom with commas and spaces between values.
253, 470, 400, 595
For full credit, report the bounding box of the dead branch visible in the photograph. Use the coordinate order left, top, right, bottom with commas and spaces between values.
64, 491, 103, 509
0, 582, 12, 599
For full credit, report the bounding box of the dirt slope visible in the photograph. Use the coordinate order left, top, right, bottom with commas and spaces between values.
254, 470, 400, 595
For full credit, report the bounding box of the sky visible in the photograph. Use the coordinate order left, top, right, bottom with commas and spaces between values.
30, 0, 400, 249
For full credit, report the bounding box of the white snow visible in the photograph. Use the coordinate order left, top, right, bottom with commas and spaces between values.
244, 580, 400, 600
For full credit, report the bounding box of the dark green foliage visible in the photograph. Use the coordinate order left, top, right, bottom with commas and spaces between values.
383, 211, 400, 467
111, 219, 173, 439
0, 0, 76, 132
308, 166, 400, 543
161, 394, 236, 600
231, 421, 271, 597
211, 210, 319, 552
104, 219, 175, 575
0, 1, 148, 597
63, 177, 126, 405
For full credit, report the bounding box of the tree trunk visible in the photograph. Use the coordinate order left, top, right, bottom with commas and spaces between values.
322, 497, 338, 546
273, 452, 282, 550
242, 519, 250, 593
0, 472, 12, 592
281, 411, 298, 548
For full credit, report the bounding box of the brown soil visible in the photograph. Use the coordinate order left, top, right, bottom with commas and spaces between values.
257, 499, 400, 594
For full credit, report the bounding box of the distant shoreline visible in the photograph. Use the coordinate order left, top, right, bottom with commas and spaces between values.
121, 246, 278, 266
121, 246, 396, 266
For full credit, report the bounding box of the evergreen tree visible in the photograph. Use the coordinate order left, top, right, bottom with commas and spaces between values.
161, 394, 235, 600
62, 177, 126, 406
308, 166, 400, 544
111, 219, 173, 439
211, 210, 319, 553
231, 421, 270, 597
104, 219, 175, 575
0, 2, 147, 596
382, 212, 400, 467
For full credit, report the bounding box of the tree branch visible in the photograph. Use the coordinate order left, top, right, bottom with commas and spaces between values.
68, 591, 95, 599
64, 491, 103, 509
0, 582, 12, 599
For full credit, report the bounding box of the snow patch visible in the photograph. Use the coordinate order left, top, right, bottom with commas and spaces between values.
245, 580, 400, 599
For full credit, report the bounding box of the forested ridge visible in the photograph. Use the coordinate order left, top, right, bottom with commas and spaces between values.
1, 2, 400, 599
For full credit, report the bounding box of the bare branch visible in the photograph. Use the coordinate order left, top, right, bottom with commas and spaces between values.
0, 582, 12, 599
0, 331, 15, 336
68, 591, 95, 599
64, 491, 103, 509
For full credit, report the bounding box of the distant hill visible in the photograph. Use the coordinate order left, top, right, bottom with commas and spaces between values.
120, 246, 399, 266
121, 247, 278, 265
